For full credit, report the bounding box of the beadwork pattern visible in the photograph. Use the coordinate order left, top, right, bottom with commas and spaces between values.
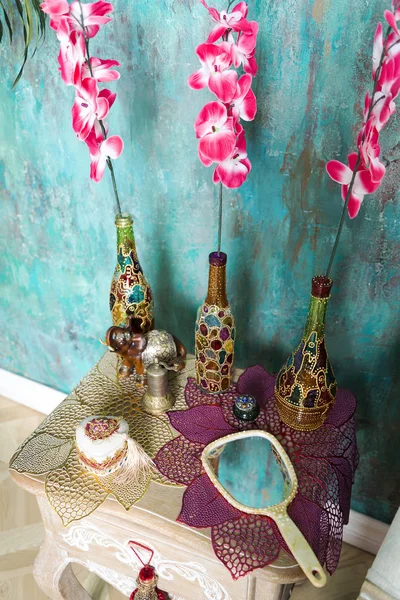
9, 352, 193, 526
195, 302, 235, 393
110, 218, 154, 331
275, 283, 337, 431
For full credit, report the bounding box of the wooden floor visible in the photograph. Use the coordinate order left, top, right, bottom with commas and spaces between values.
0, 395, 374, 599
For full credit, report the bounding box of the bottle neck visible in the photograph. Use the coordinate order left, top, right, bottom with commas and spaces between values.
116, 223, 137, 256
303, 294, 329, 340
205, 262, 228, 307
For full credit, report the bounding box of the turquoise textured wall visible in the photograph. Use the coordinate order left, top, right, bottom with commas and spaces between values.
1, 0, 399, 524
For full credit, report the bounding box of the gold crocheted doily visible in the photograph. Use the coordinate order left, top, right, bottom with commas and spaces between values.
10, 352, 195, 526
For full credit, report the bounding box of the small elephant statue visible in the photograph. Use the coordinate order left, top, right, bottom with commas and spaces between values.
105, 317, 187, 379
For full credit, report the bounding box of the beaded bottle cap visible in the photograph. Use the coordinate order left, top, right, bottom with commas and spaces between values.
311, 275, 332, 298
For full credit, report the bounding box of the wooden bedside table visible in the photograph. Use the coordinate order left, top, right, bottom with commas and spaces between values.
9, 353, 307, 599
11, 464, 305, 600
11, 470, 304, 600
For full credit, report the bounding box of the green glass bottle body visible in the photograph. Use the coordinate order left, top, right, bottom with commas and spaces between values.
195, 252, 235, 394
275, 276, 337, 431
109, 213, 154, 332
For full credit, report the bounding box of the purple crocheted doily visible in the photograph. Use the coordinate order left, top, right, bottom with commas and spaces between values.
155, 365, 359, 580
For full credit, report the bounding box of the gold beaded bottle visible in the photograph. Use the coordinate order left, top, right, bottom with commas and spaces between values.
109, 213, 154, 332
195, 252, 235, 393
275, 276, 337, 431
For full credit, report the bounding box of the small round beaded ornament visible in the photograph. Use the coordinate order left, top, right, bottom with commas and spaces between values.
76, 415, 153, 484
233, 394, 260, 422
76, 416, 129, 476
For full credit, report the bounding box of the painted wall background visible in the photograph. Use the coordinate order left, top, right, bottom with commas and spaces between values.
1, 0, 399, 524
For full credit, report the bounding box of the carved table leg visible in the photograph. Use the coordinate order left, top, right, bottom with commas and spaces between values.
33, 497, 92, 600
33, 532, 92, 600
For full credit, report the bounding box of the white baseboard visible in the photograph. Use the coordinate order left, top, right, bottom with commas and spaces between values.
0, 368, 65, 415
0, 368, 390, 556
344, 509, 389, 555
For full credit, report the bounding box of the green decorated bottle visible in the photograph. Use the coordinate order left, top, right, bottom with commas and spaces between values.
109, 213, 154, 332
275, 276, 337, 431
195, 252, 235, 393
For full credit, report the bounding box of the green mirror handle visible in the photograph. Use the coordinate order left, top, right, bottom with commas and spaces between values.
274, 513, 327, 588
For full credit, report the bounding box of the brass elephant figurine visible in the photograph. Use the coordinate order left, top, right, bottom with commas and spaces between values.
105, 317, 187, 378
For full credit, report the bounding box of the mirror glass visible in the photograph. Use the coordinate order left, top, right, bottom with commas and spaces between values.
205, 436, 292, 509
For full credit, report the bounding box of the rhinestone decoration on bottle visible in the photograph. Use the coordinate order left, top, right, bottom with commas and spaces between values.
110, 213, 154, 332
275, 276, 337, 431
195, 252, 235, 394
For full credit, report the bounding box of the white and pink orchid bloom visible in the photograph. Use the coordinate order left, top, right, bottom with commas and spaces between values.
71, 77, 110, 140
228, 22, 258, 75
199, 0, 252, 43
82, 57, 120, 81
68, 1, 113, 39
392, 0, 400, 18
213, 130, 251, 188
326, 153, 383, 218
195, 101, 236, 163
188, 42, 238, 103
85, 129, 123, 182
364, 91, 395, 131
230, 74, 257, 121
58, 28, 86, 86
385, 9, 400, 36
358, 119, 386, 183
190, 1, 257, 188
377, 52, 400, 99
40, 0, 69, 30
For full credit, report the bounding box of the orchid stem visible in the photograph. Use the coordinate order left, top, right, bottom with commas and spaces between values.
218, 183, 223, 255
326, 153, 361, 278
77, 0, 122, 216
325, 25, 391, 278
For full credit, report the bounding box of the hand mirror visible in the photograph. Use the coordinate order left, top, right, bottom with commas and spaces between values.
201, 430, 327, 588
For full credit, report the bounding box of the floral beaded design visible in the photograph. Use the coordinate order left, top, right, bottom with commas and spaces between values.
85, 417, 121, 440
195, 302, 235, 393
275, 276, 337, 431
110, 215, 154, 332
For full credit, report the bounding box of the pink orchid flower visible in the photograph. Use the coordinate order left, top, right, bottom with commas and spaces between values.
377, 52, 400, 99
364, 91, 394, 131
195, 101, 236, 163
68, 1, 113, 39
199, 0, 252, 43
98, 87, 116, 109
188, 42, 238, 103
385, 9, 400, 36
230, 74, 257, 121
326, 153, 383, 218
358, 119, 386, 183
40, 0, 69, 28
85, 128, 123, 182
58, 28, 86, 86
213, 130, 251, 188
71, 77, 110, 140
228, 22, 258, 75
82, 57, 120, 81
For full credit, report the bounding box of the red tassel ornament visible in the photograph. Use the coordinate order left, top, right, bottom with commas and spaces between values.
129, 542, 168, 600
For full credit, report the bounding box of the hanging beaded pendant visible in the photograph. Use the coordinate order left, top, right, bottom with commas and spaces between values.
129, 542, 168, 600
